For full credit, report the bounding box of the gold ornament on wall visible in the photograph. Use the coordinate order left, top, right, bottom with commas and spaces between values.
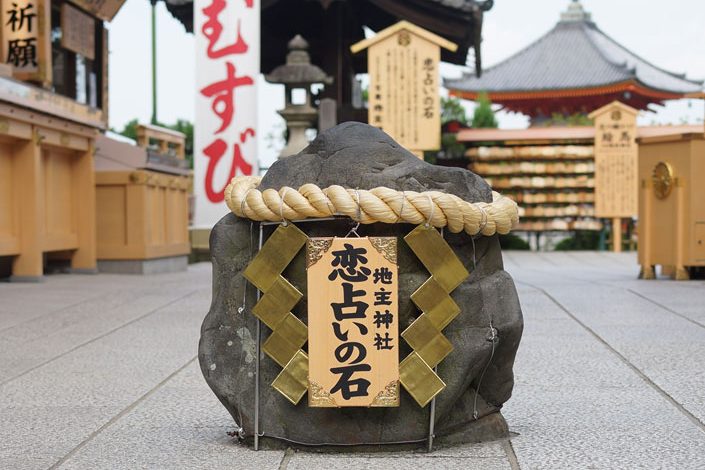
652, 161, 674, 200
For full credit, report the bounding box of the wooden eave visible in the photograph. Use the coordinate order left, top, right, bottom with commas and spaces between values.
448, 80, 687, 103
350, 20, 458, 54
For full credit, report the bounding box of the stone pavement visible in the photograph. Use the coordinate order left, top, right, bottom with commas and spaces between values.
1, 253, 704, 469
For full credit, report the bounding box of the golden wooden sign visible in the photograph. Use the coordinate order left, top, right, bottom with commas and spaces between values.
351, 21, 457, 156
589, 101, 639, 218
307, 237, 399, 407
0, 0, 52, 85
61, 3, 95, 60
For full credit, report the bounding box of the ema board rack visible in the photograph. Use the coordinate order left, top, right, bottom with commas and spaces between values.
466, 144, 602, 233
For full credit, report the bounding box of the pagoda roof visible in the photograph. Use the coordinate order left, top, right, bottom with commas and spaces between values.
445, 1, 702, 103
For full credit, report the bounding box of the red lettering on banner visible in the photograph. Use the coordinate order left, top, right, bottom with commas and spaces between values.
203, 128, 255, 202
200, 62, 254, 133
201, 0, 251, 58
199, 0, 257, 207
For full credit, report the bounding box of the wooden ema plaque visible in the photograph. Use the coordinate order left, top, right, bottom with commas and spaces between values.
589, 101, 639, 218
351, 21, 457, 157
61, 3, 95, 60
307, 237, 399, 407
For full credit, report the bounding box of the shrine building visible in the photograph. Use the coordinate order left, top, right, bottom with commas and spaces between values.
444, 0, 703, 124
1, 0, 191, 280
165, 0, 494, 123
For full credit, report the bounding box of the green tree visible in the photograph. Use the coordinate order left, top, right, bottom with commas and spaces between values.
423, 97, 470, 161
539, 112, 593, 127
116, 118, 139, 141
471, 92, 498, 129
441, 96, 469, 126
554, 231, 601, 250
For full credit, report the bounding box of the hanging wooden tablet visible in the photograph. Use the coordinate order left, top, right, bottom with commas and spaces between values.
307, 237, 399, 407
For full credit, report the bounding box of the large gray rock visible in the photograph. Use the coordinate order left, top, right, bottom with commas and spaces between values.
199, 122, 523, 449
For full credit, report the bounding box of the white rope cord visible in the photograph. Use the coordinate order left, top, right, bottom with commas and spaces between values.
224, 176, 520, 236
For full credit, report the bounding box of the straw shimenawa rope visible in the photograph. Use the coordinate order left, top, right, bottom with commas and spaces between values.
225, 176, 519, 236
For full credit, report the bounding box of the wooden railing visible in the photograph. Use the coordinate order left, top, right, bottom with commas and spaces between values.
136, 124, 186, 159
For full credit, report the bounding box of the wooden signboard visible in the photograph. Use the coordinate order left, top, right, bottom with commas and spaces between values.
67, 0, 125, 21
61, 3, 95, 60
307, 237, 399, 407
351, 21, 457, 157
0, 0, 51, 85
589, 101, 639, 218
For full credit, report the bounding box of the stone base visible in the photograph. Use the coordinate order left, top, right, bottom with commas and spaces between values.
8, 275, 43, 283
97, 256, 188, 274
70, 267, 99, 275
245, 412, 509, 452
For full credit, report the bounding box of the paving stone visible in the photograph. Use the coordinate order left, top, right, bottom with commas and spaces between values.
59, 363, 284, 470
529, 278, 705, 426
3, 254, 705, 469
0, 283, 204, 381
504, 254, 705, 469
286, 453, 511, 470
0, 267, 212, 469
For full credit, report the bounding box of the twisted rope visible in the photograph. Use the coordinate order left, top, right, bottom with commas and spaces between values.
224, 176, 519, 236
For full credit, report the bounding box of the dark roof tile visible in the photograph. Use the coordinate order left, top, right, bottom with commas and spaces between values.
445, 2, 702, 95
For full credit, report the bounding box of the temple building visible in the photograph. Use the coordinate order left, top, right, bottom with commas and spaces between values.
445, 0, 703, 124
165, 0, 494, 123
0, 0, 191, 280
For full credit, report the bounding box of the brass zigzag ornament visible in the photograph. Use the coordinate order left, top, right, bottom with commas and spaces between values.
400, 224, 469, 406
243, 223, 310, 405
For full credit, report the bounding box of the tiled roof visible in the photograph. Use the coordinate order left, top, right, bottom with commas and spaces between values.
426, 0, 493, 13
445, 1, 702, 95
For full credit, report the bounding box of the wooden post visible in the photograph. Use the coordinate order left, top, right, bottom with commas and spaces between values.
318, 97, 337, 133
639, 178, 655, 279
674, 178, 689, 280
71, 145, 97, 272
612, 217, 622, 253
11, 137, 43, 280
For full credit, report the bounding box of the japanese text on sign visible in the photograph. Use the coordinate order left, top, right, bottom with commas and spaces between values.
591, 103, 638, 218
194, 0, 259, 228
367, 33, 440, 151
1, 0, 50, 82
307, 237, 399, 407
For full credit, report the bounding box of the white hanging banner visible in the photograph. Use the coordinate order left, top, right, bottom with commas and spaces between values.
194, 0, 259, 229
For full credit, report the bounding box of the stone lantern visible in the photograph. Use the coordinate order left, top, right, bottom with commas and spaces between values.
265, 35, 333, 158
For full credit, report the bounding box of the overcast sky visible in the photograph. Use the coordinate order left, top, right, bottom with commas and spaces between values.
108, 0, 705, 167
